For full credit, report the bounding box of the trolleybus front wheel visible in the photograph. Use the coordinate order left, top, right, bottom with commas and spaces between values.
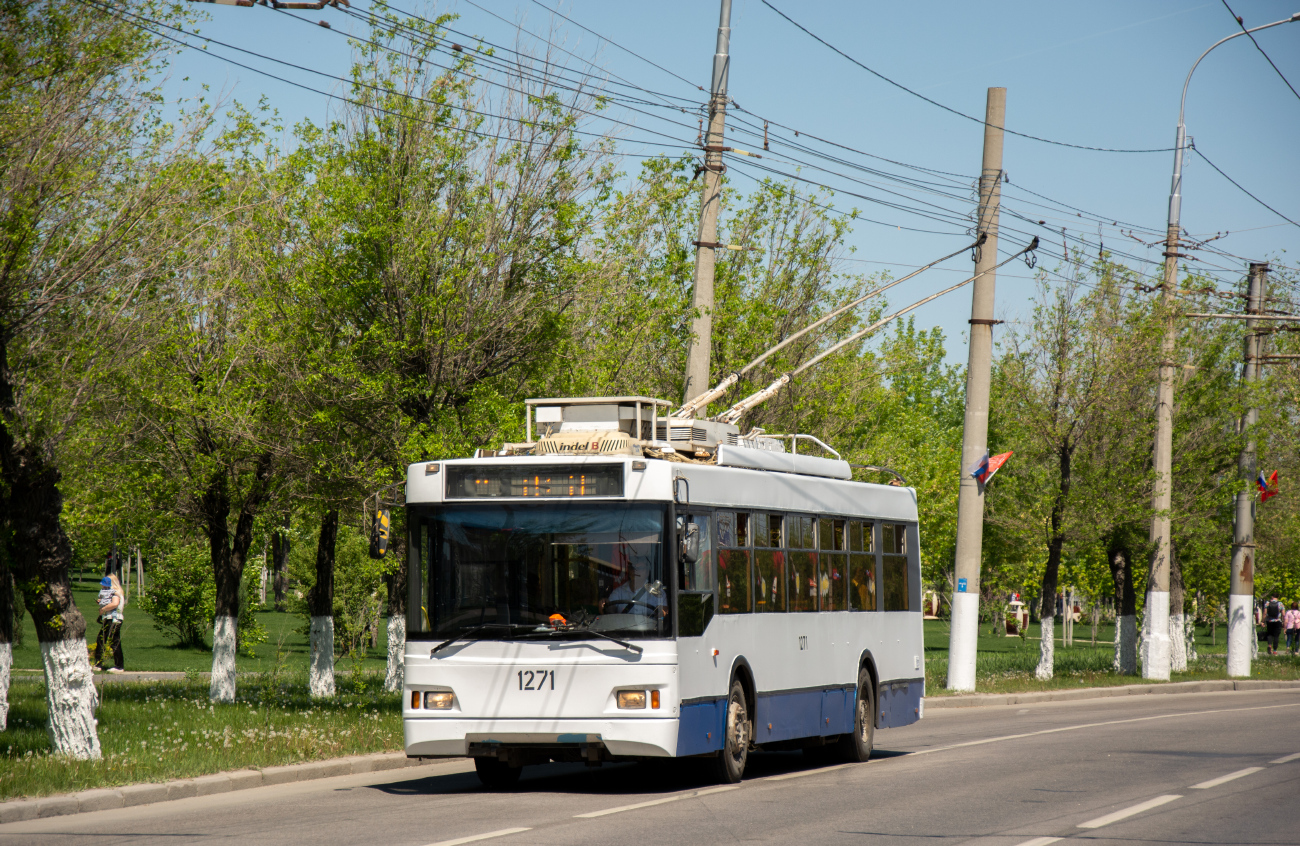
837, 668, 875, 763
712, 678, 751, 784
474, 756, 522, 790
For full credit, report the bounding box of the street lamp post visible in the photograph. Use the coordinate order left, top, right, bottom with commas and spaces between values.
1147, 13, 1300, 681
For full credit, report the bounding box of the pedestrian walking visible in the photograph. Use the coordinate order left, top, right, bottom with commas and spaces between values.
1262, 594, 1285, 657
93, 574, 126, 673
1285, 601, 1300, 656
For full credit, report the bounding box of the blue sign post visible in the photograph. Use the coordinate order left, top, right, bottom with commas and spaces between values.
957, 578, 968, 593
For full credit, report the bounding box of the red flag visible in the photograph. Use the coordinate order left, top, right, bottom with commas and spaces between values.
983, 451, 1013, 485
1261, 470, 1279, 503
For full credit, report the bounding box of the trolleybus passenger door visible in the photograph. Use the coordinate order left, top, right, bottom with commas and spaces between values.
676, 512, 715, 638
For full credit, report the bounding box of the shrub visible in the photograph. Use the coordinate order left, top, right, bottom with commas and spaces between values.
138, 543, 214, 648
139, 541, 268, 654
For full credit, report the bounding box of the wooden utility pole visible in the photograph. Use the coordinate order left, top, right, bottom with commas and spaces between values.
682, 0, 733, 408
1228, 262, 1267, 676
946, 87, 1006, 692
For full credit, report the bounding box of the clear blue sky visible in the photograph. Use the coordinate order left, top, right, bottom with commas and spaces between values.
161, 0, 1300, 364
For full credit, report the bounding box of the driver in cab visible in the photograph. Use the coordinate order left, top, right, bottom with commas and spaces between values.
600, 553, 665, 617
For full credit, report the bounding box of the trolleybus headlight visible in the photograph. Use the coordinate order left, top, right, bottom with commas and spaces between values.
424, 691, 454, 710
617, 690, 647, 709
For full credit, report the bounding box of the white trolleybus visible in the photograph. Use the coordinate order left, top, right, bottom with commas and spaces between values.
402, 396, 924, 787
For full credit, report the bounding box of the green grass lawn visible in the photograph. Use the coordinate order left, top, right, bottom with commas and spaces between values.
920, 618, 1300, 694
0, 675, 402, 801
12, 583, 392, 675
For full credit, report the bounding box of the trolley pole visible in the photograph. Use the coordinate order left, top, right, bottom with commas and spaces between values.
946, 87, 1005, 692
1228, 262, 1267, 677
683, 0, 732, 408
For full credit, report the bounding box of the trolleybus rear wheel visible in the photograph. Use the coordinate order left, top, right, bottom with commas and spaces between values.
713, 678, 751, 784
837, 667, 875, 763
474, 756, 522, 789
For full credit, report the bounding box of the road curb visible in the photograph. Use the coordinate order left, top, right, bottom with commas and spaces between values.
0, 751, 439, 825
924, 678, 1300, 710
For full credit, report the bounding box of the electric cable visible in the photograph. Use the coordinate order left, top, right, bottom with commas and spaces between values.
1220, 1, 1300, 104
760, 0, 1175, 154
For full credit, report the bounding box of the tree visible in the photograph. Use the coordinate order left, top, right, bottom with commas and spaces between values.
993, 259, 1154, 679
0, 0, 209, 752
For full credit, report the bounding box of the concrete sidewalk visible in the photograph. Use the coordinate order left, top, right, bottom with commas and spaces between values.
924, 677, 1300, 709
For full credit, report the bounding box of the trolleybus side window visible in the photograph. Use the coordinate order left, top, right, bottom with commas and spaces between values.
788, 514, 817, 612
678, 512, 714, 592
882, 522, 910, 611
716, 511, 752, 615
818, 518, 847, 612
753, 513, 785, 613
848, 520, 877, 611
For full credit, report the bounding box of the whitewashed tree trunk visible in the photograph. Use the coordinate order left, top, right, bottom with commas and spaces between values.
1114, 615, 1138, 674
0, 642, 11, 731
1169, 612, 1187, 671
1186, 615, 1197, 662
209, 615, 238, 703
1035, 616, 1055, 680
309, 615, 335, 698
383, 615, 405, 693
41, 639, 100, 759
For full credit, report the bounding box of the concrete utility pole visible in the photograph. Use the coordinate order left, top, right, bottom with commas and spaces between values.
946, 87, 1006, 692
682, 0, 733, 408
1228, 262, 1267, 677
1145, 11, 1300, 682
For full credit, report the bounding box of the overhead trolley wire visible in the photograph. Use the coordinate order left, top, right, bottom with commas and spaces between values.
522, 0, 703, 93
350, 1, 703, 114
1191, 146, 1300, 230
91, 0, 698, 154
724, 162, 969, 237
728, 156, 977, 232
82, 0, 680, 158
1220, 1, 1300, 105
759, 0, 1175, 155
255, 4, 702, 149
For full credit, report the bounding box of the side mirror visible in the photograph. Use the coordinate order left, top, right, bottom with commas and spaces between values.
369, 509, 391, 559
680, 522, 700, 565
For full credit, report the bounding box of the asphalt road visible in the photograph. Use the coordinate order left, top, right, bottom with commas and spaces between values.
5, 689, 1299, 846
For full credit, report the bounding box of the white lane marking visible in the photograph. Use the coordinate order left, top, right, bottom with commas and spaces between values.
574, 785, 739, 818
911, 702, 1300, 758
1190, 766, 1264, 789
422, 828, 531, 846
1271, 751, 1300, 764
1013, 838, 1062, 846
766, 763, 856, 781
1077, 795, 1182, 829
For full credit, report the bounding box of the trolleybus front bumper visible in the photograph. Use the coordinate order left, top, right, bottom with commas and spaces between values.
404, 717, 679, 759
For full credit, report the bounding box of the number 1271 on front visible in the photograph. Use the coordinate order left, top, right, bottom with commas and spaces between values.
517, 669, 555, 691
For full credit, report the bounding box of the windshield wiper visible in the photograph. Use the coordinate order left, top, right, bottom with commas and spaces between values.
520, 627, 644, 655
430, 623, 541, 655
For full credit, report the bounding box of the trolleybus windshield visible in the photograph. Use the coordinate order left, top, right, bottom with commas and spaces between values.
416, 503, 670, 640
